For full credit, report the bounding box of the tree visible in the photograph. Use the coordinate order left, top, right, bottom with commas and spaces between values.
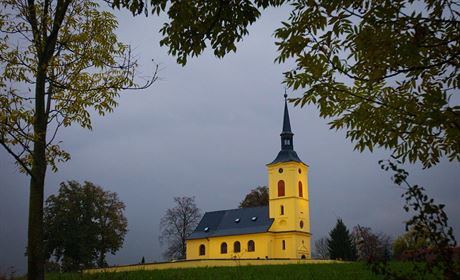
44, 181, 128, 271
314, 237, 330, 260
112, 0, 280, 65
159, 197, 202, 260
352, 225, 391, 261
113, 0, 459, 169
239, 186, 268, 208
370, 161, 459, 279
276, 1, 460, 169
0, 1, 156, 279
392, 230, 431, 259
328, 219, 357, 261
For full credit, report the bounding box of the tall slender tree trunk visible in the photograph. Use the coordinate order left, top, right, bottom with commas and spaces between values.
25, 0, 70, 277
28, 66, 48, 280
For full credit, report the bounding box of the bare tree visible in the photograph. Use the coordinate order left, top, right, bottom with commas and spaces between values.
159, 197, 202, 260
314, 237, 330, 260
352, 225, 392, 261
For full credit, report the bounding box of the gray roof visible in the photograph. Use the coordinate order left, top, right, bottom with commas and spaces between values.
187, 206, 273, 240
269, 149, 303, 165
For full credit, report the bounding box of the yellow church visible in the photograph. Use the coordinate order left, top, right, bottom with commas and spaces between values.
186, 94, 311, 260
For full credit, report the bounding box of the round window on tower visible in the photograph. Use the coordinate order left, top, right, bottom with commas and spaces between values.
300, 220, 304, 229
278, 168, 283, 173
298, 168, 301, 174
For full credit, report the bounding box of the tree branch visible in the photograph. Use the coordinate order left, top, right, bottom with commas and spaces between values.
0, 137, 34, 179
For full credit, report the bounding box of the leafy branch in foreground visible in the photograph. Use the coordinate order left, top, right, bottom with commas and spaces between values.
111, 0, 287, 65
370, 160, 459, 280
112, 0, 460, 168
275, 1, 460, 169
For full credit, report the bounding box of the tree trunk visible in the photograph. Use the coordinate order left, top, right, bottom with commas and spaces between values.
181, 236, 186, 260
28, 172, 45, 280
98, 249, 106, 268
27, 67, 48, 280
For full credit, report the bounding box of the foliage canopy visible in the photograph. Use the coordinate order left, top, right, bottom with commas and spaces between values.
112, 0, 460, 168
44, 181, 128, 271
275, 0, 460, 168
239, 186, 268, 208
0, 0, 155, 174
392, 229, 432, 259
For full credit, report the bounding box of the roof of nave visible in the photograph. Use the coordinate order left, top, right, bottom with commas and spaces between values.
187, 206, 273, 240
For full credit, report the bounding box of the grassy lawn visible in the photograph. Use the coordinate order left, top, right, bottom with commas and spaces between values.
46, 263, 382, 280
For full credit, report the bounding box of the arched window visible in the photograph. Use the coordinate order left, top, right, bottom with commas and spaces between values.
278, 180, 285, 197
248, 240, 255, 252
221, 242, 227, 254
298, 181, 303, 197
199, 244, 205, 256
282, 240, 286, 250
280, 205, 284, 215
234, 241, 241, 253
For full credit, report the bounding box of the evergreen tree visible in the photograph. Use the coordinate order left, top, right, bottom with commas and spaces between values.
328, 219, 357, 261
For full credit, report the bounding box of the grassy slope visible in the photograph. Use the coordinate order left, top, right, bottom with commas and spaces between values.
47, 263, 382, 280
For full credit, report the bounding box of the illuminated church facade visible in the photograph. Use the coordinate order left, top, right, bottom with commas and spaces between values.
186, 95, 311, 260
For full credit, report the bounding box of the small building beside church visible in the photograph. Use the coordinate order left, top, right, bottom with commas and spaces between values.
186, 95, 311, 260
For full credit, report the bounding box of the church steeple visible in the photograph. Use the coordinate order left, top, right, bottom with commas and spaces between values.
281, 94, 294, 151
269, 94, 303, 164
266, 93, 311, 256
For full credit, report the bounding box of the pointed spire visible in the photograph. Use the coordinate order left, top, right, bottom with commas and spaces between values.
280, 93, 294, 151
268, 92, 303, 165
282, 94, 292, 133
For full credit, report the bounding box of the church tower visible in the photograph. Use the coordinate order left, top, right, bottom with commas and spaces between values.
267, 94, 311, 259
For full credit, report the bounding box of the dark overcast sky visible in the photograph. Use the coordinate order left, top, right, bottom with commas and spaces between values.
1, 6, 459, 274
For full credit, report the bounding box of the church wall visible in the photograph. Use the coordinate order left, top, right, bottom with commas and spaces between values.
186, 238, 210, 260
186, 233, 274, 260
296, 199, 310, 233
293, 232, 311, 259
271, 232, 311, 259
186, 231, 311, 260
